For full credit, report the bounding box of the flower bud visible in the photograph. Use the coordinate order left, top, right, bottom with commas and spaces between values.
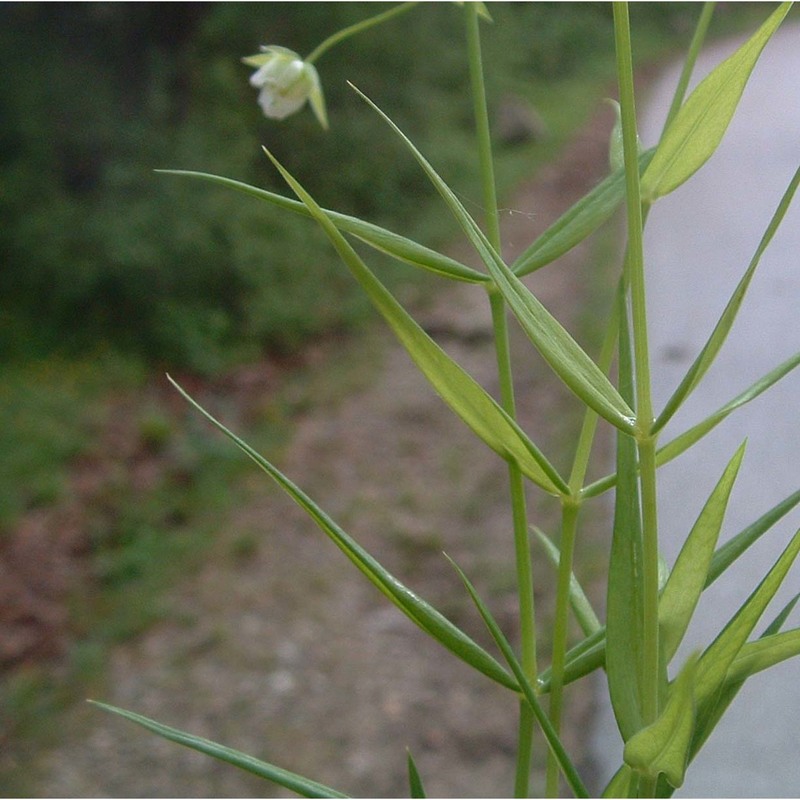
243, 46, 328, 129
606, 98, 641, 173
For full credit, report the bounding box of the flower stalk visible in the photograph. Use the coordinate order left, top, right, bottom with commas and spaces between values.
465, 5, 537, 795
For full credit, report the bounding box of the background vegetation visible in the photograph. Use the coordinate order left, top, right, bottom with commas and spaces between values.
1, 2, 717, 371
0, 2, 770, 791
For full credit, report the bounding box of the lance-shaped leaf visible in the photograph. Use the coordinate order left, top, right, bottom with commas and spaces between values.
727, 627, 800, 686
546, 488, 800, 695
583, 351, 800, 499
169, 377, 519, 692
658, 442, 746, 663
641, 2, 791, 201
534, 526, 602, 635
654, 165, 800, 433
623, 654, 699, 790
511, 149, 655, 277
657, 350, 800, 468
406, 750, 427, 799
259, 149, 568, 496
350, 84, 637, 435
157, 170, 488, 285
90, 702, 349, 798
606, 303, 646, 742
485, 252, 637, 434
447, 556, 590, 799
707, 487, 800, 587
690, 595, 800, 759
694, 528, 800, 712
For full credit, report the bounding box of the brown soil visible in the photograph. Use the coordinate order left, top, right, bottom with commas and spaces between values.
3, 105, 616, 798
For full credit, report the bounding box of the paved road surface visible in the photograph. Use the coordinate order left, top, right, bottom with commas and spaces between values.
589, 20, 800, 798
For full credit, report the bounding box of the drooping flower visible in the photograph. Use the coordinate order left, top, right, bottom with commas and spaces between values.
243, 46, 328, 129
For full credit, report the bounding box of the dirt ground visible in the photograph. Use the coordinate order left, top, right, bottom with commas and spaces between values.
11, 105, 617, 798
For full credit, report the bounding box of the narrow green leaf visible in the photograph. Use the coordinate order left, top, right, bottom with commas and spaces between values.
169, 377, 519, 692
606, 302, 645, 742
259, 148, 569, 496
657, 350, 800, 468
694, 528, 800, 710
601, 765, 637, 798
406, 750, 427, 799
537, 628, 606, 693
728, 626, 800, 685
350, 84, 637, 435
510, 149, 655, 277
447, 556, 590, 798
534, 526, 602, 635
583, 351, 800, 499
486, 253, 637, 434
641, 2, 792, 201
654, 165, 800, 433
707, 487, 800, 587
156, 170, 488, 284
690, 595, 799, 759
623, 654, 698, 789
658, 442, 746, 663
89, 701, 348, 798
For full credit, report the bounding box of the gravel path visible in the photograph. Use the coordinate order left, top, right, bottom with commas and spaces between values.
26, 111, 614, 798
589, 21, 800, 798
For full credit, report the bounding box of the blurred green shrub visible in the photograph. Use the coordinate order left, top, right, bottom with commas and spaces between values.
0, 3, 701, 373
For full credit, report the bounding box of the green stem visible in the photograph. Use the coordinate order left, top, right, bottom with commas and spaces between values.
613, 2, 661, 776
545, 501, 581, 797
306, 2, 418, 64
661, 3, 716, 135
466, 4, 501, 249
613, 3, 651, 428
465, 6, 537, 795
489, 287, 538, 798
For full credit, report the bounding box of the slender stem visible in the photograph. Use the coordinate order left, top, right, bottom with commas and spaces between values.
306, 2, 418, 64
515, 692, 536, 798
568, 292, 621, 493
661, 3, 716, 136
489, 287, 538, 798
465, 6, 537, 795
613, 5, 661, 781
545, 501, 581, 797
613, 3, 651, 428
466, 4, 502, 250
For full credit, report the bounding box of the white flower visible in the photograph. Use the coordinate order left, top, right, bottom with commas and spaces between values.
243, 46, 328, 129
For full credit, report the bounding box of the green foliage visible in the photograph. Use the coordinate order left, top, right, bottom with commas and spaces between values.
8, 2, 793, 796
0, 3, 703, 372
